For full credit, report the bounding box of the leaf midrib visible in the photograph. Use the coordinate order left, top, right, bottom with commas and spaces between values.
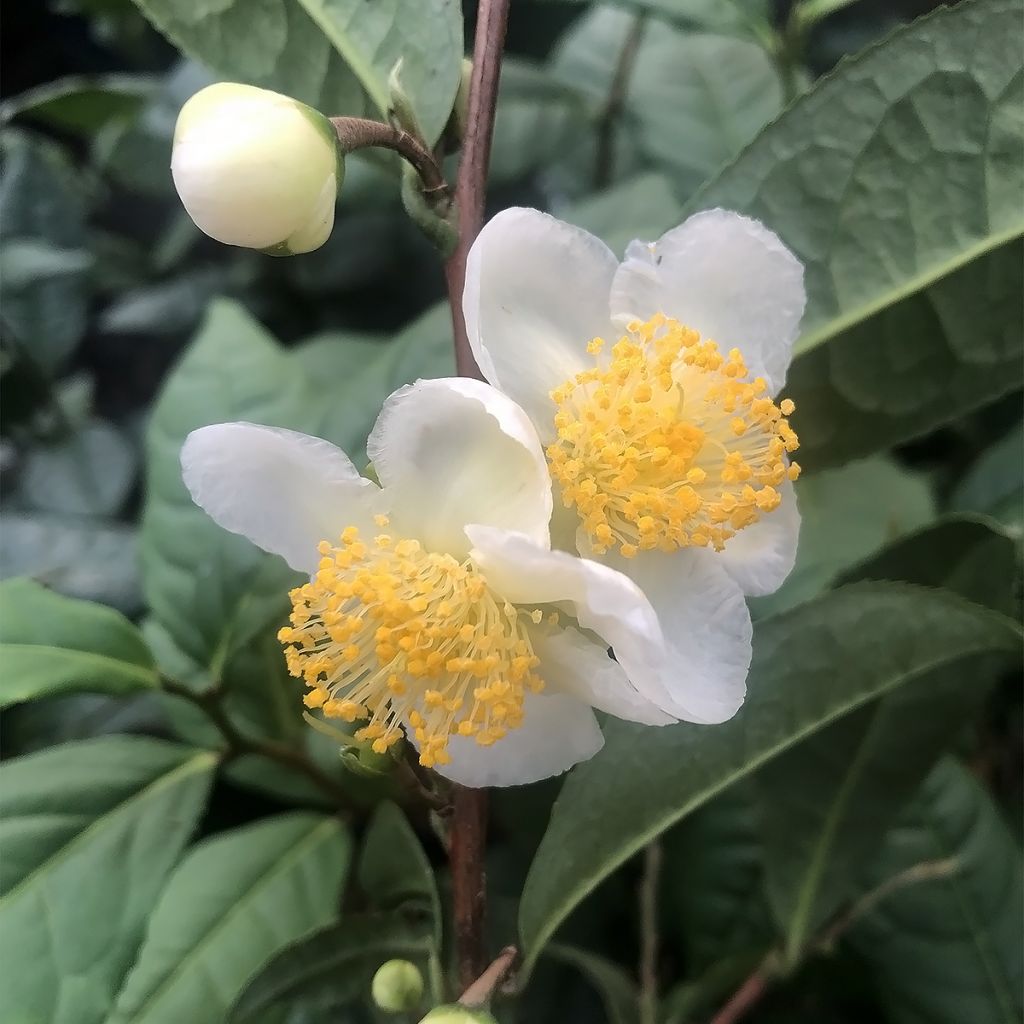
520, 621, 1021, 972
0, 642, 157, 695
119, 818, 340, 1023
0, 751, 214, 909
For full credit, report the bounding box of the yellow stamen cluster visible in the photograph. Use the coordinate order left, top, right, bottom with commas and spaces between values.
277, 520, 544, 768
547, 314, 801, 556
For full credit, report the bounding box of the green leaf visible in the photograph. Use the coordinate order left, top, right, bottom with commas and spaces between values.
358, 802, 441, 944
108, 813, 351, 1024
552, 7, 783, 198
293, 0, 462, 144
0, 134, 91, 374
687, 0, 1024, 464
0, 513, 142, 613
952, 422, 1024, 532
129, 0, 369, 122
750, 456, 934, 619
538, 0, 772, 40
564, 173, 681, 257
546, 945, 641, 1024
758, 515, 1022, 963
0, 737, 215, 1024
0, 73, 155, 137
0, 578, 157, 708
848, 758, 1024, 1024
16, 418, 136, 518
229, 913, 434, 1022
517, 582, 1022, 974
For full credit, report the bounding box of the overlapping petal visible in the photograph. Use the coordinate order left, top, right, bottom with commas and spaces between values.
463, 207, 618, 436
609, 209, 805, 393
367, 377, 552, 558
181, 421, 380, 573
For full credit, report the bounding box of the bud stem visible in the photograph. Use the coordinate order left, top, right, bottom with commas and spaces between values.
329, 116, 449, 205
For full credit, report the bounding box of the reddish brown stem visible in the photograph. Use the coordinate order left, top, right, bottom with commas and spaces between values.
459, 945, 518, 1007
450, 785, 490, 990
707, 965, 770, 1024
444, 0, 511, 379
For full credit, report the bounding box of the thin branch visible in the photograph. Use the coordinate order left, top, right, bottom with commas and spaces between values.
444, 0, 512, 379
594, 12, 647, 189
706, 959, 773, 1024
160, 676, 354, 808
638, 841, 662, 1024
450, 784, 490, 990
330, 116, 449, 202
459, 945, 518, 1008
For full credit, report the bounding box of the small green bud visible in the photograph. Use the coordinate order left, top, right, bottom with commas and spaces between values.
171, 82, 343, 255
371, 959, 424, 1013
419, 1006, 498, 1024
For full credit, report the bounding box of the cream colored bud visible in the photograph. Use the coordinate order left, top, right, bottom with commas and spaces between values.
372, 959, 424, 1013
171, 82, 342, 255
419, 1007, 498, 1024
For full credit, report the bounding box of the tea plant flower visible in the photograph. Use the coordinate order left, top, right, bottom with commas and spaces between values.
180, 379, 736, 787
171, 82, 342, 254
463, 208, 806, 721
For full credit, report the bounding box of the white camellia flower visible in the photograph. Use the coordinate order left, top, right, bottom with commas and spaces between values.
180, 379, 742, 788
171, 82, 342, 255
463, 207, 807, 723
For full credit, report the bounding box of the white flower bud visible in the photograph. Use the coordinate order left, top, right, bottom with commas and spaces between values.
171, 82, 342, 255
419, 1007, 498, 1024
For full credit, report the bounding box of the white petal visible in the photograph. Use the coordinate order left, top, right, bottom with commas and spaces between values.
719, 477, 801, 596
463, 207, 618, 438
466, 525, 669, 711
367, 378, 552, 558
610, 209, 805, 393
603, 548, 753, 725
409, 689, 604, 788
529, 623, 676, 726
181, 422, 380, 574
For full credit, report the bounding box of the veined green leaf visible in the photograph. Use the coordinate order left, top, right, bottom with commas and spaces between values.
109, 814, 351, 1024
0, 737, 215, 1024
518, 583, 1021, 974
849, 758, 1023, 1024
0, 578, 157, 708
952, 422, 1024, 532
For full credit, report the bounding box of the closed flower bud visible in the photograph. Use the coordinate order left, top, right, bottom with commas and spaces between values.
171, 82, 342, 255
419, 1007, 498, 1024
372, 959, 424, 1013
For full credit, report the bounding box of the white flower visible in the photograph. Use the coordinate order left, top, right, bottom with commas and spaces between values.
171, 82, 342, 255
180, 378, 722, 788
464, 208, 807, 723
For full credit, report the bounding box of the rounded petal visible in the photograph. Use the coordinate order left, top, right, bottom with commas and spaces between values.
719, 477, 801, 596
409, 689, 604, 788
465, 525, 669, 711
529, 623, 676, 726
463, 207, 618, 437
609, 209, 805, 393
367, 378, 552, 559
181, 422, 380, 574
604, 548, 753, 724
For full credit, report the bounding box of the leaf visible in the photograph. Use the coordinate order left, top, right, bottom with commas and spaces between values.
552, 7, 783, 198
952, 422, 1024, 532
109, 813, 351, 1024
129, 0, 369, 123
564, 173, 681, 257
293, 0, 462, 144
546, 945, 641, 1024
517, 582, 1022, 973
0, 578, 157, 708
229, 913, 434, 1022
750, 456, 934, 619
0, 513, 142, 613
358, 801, 441, 945
757, 515, 1021, 963
16, 418, 137, 517
848, 758, 1024, 1024
537, 0, 773, 40
0, 134, 91, 374
0, 737, 215, 1024
0, 73, 155, 136
687, 0, 1024, 465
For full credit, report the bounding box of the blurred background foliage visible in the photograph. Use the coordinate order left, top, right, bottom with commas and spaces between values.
0, 1, 1021, 1022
